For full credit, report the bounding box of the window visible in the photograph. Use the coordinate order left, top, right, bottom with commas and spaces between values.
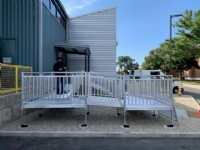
50, 0, 56, 17
56, 10, 61, 22
60, 16, 66, 29
43, 0, 67, 30
43, 0, 50, 8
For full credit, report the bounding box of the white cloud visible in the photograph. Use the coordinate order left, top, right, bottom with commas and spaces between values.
61, 0, 100, 15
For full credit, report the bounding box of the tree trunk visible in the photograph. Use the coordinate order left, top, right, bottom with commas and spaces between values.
178, 71, 184, 80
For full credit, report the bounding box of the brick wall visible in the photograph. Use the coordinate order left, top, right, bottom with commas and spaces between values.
183, 58, 200, 78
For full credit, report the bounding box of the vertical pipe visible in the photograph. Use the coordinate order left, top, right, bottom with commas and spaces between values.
170, 15, 173, 74
15, 66, 18, 92
85, 54, 87, 72
39, 0, 43, 72
88, 55, 90, 72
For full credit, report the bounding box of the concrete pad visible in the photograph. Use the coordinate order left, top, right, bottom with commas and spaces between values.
187, 111, 200, 119
0, 96, 200, 138
183, 84, 200, 90
176, 109, 188, 118
174, 95, 200, 112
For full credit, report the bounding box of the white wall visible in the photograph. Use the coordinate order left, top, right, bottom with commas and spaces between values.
68, 8, 116, 74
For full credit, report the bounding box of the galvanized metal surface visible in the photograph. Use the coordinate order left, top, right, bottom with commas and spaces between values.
68, 8, 116, 74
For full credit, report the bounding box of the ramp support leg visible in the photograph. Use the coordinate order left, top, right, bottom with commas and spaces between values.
152, 110, 156, 117
170, 110, 173, 126
117, 108, 122, 116
81, 107, 88, 127
20, 107, 28, 128
87, 106, 90, 115
164, 110, 174, 128
123, 109, 129, 128
81, 97, 88, 127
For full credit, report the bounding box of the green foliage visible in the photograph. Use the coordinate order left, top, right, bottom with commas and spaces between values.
117, 56, 139, 74
176, 10, 200, 58
142, 9, 200, 77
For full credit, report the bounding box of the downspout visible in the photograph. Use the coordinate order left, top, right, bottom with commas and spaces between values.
66, 18, 69, 68
39, 0, 43, 72
66, 18, 69, 43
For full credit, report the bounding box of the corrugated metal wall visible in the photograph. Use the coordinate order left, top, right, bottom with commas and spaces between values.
68, 8, 116, 74
0, 0, 39, 71
0, 0, 2, 35
42, 5, 66, 72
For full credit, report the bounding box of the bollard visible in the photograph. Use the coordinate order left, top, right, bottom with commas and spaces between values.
178, 86, 182, 96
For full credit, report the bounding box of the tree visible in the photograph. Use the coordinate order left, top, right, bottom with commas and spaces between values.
176, 10, 200, 58
117, 56, 139, 74
142, 37, 200, 79
171, 37, 200, 79
142, 42, 170, 73
142, 49, 166, 71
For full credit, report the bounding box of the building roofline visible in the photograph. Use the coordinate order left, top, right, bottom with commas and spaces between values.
69, 7, 116, 19
55, 0, 69, 19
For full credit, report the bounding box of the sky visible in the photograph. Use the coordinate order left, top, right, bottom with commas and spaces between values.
60, 0, 200, 65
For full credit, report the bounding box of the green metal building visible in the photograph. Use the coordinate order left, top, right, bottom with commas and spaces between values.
0, 0, 117, 73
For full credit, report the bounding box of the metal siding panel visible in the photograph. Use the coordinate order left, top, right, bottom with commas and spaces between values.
2, 0, 5, 36
29, 0, 33, 68
42, 5, 66, 72
0, 0, 3, 37
11, 0, 15, 37
16, 0, 20, 64
68, 8, 116, 74
18, 0, 22, 64
34, 0, 39, 71
0, 0, 39, 71
25, 0, 29, 66
7, 0, 10, 36
22, 0, 25, 65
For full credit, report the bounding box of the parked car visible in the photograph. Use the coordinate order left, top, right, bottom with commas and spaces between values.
131, 70, 184, 94
172, 80, 184, 94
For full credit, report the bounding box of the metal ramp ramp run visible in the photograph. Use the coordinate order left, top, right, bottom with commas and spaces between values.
21, 72, 177, 128
88, 73, 123, 107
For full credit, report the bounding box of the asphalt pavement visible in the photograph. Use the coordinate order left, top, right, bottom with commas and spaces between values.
0, 137, 200, 150
183, 86, 200, 105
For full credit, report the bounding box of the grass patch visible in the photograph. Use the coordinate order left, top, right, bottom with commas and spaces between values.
181, 80, 200, 85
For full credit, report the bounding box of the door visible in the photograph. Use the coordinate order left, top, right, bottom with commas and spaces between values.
0, 38, 16, 64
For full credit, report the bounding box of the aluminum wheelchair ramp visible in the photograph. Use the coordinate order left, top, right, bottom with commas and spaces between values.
21, 72, 88, 127
123, 75, 177, 128
21, 72, 178, 128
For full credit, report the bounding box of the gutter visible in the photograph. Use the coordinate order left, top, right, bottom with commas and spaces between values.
38, 0, 43, 72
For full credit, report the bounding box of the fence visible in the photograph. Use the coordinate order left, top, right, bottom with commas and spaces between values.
0, 63, 32, 94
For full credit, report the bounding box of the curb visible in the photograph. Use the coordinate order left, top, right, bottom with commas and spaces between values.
1, 131, 200, 138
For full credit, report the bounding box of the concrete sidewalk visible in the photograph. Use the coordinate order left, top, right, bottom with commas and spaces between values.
0, 95, 200, 138
183, 83, 200, 90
